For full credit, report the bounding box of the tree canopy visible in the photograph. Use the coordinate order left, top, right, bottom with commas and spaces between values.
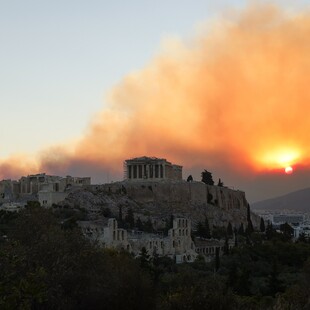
0, 206, 310, 309
201, 170, 214, 185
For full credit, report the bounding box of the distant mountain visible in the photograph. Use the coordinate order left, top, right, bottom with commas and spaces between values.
252, 188, 310, 212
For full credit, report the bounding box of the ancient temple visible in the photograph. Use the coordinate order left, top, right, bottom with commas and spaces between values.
124, 156, 182, 181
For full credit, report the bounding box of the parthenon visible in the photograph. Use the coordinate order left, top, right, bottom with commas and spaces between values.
124, 156, 182, 181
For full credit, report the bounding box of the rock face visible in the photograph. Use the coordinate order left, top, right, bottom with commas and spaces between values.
63, 180, 260, 229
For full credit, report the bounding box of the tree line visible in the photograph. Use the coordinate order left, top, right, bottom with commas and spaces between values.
0, 205, 310, 309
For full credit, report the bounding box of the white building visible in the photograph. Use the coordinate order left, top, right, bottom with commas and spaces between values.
36, 175, 91, 207
273, 214, 304, 225
1, 173, 91, 207
80, 217, 197, 263
293, 224, 310, 240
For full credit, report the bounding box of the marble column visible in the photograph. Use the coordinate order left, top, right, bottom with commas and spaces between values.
160, 164, 163, 178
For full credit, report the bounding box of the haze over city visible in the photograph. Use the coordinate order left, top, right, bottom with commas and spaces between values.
1, 0, 310, 203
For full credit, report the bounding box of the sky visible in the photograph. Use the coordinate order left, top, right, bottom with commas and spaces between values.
1, 0, 310, 203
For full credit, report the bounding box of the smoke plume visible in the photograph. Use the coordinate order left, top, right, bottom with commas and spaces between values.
1, 4, 310, 200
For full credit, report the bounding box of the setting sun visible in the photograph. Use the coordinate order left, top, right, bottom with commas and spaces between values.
285, 166, 293, 174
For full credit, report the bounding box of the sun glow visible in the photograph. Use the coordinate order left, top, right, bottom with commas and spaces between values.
260, 149, 301, 170
285, 166, 293, 174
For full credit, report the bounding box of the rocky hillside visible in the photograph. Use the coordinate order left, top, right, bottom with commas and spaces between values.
59, 180, 260, 230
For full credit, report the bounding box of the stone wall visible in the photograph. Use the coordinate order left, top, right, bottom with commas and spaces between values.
80, 217, 197, 263
86, 181, 247, 211
84, 180, 259, 229
38, 192, 68, 207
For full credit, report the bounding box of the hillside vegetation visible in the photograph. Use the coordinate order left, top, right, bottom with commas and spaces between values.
0, 206, 310, 309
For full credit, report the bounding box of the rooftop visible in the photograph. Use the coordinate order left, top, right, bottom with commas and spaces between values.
125, 156, 168, 162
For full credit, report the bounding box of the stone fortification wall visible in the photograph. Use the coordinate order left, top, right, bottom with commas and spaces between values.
86, 181, 247, 212
83, 180, 259, 228
38, 191, 68, 207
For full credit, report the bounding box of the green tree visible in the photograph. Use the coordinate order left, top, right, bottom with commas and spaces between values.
280, 222, 294, 240
196, 218, 211, 239
164, 215, 174, 234
298, 232, 307, 243
26, 200, 41, 208
196, 221, 204, 237
265, 222, 274, 240
0, 241, 48, 309
276, 258, 310, 309
136, 217, 144, 231
268, 259, 283, 296
260, 218, 266, 232
212, 226, 227, 239
246, 204, 254, 235
101, 207, 112, 218
125, 208, 135, 228
246, 204, 251, 222
1, 207, 156, 310
223, 236, 230, 255
201, 170, 214, 185
238, 223, 245, 236
215, 247, 220, 272
234, 228, 238, 247
144, 218, 153, 233
159, 270, 235, 310
217, 178, 224, 187
118, 205, 123, 227
139, 247, 151, 269
227, 222, 233, 237
246, 220, 254, 235
204, 217, 211, 238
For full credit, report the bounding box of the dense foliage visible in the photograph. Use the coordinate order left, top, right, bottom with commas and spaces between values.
0, 207, 310, 309
201, 170, 214, 185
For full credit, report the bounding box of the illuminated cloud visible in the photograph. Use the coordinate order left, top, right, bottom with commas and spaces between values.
1, 3, 310, 185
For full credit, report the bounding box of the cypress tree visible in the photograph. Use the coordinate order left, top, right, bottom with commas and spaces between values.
247, 204, 251, 222
246, 204, 254, 234
204, 217, 211, 238
234, 227, 238, 247
247, 219, 254, 235
227, 222, 233, 236
125, 208, 135, 228
136, 217, 143, 231
266, 222, 274, 240
260, 218, 266, 232
215, 247, 220, 271
118, 206, 123, 227
223, 236, 229, 255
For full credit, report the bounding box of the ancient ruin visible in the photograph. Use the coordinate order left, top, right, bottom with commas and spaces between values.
0, 173, 91, 207
80, 217, 197, 263
124, 156, 182, 181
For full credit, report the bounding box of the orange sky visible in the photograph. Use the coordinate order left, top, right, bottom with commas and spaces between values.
1, 3, 310, 201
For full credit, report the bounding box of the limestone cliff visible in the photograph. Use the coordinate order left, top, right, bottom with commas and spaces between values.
62, 180, 260, 230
